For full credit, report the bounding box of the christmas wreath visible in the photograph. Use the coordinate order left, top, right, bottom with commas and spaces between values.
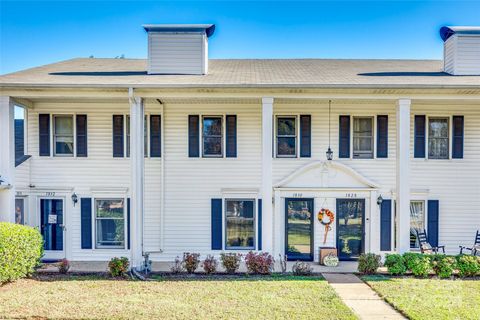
318, 209, 335, 244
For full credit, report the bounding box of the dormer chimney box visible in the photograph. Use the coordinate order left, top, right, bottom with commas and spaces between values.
143, 24, 215, 75
440, 26, 480, 76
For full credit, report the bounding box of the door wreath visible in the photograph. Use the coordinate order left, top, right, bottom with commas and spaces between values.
318, 208, 335, 244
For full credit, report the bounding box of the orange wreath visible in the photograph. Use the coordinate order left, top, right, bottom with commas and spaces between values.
318, 209, 335, 244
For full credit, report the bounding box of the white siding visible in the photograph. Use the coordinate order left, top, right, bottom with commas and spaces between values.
444, 35, 480, 75
148, 33, 206, 75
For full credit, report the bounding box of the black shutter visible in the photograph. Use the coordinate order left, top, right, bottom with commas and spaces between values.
80, 198, 92, 249
76, 115, 88, 157
188, 115, 200, 157
150, 115, 161, 157
452, 116, 464, 159
211, 199, 222, 250
112, 115, 124, 157
300, 115, 311, 157
414, 115, 426, 158
427, 200, 439, 247
226, 115, 237, 158
377, 115, 388, 158
339, 115, 350, 158
39, 114, 50, 156
127, 198, 131, 250
380, 199, 392, 251
257, 199, 262, 250
15, 119, 24, 159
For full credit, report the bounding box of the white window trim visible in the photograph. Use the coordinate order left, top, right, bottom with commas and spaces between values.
223, 198, 257, 251
426, 116, 451, 160
51, 114, 76, 157
201, 115, 224, 158
274, 114, 299, 158
352, 116, 375, 159
93, 198, 127, 250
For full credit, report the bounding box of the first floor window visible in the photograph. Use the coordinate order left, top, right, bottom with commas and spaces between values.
95, 199, 125, 249
277, 116, 296, 157
353, 117, 373, 158
428, 118, 449, 159
225, 199, 255, 249
410, 201, 425, 248
202, 116, 223, 157
54, 115, 74, 156
15, 198, 24, 224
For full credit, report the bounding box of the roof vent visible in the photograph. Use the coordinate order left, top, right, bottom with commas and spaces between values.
440, 26, 480, 75
143, 24, 215, 75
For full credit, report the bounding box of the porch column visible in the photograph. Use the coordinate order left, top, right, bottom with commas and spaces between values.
129, 89, 145, 270
0, 96, 15, 222
396, 99, 411, 253
261, 97, 273, 253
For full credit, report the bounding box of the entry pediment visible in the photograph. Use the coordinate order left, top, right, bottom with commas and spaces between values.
274, 161, 379, 189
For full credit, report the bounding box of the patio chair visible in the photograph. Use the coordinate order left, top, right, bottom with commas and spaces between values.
459, 230, 480, 256
416, 229, 445, 254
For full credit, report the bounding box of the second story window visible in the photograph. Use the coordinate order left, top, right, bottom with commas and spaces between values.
353, 117, 373, 159
202, 116, 223, 157
277, 116, 297, 157
126, 115, 148, 157
54, 115, 74, 156
428, 118, 449, 159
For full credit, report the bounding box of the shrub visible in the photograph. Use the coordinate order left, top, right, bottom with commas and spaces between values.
245, 252, 275, 275
292, 261, 313, 276
220, 253, 242, 274
58, 258, 70, 274
108, 257, 129, 277
357, 253, 381, 275
182, 252, 200, 274
170, 256, 185, 274
202, 255, 218, 274
431, 255, 456, 279
384, 254, 407, 276
409, 254, 432, 278
456, 255, 480, 278
0, 222, 43, 283
403, 252, 423, 271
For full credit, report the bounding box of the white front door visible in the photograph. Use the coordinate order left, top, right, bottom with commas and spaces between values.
40, 198, 66, 260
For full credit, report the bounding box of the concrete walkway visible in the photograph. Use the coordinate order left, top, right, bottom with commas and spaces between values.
322, 273, 405, 320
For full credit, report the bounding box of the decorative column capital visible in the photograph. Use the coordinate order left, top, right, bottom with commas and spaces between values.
262, 97, 274, 105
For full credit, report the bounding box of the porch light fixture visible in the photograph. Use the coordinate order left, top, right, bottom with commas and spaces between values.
71, 192, 78, 207
326, 100, 334, 161
377, 195, 384, 206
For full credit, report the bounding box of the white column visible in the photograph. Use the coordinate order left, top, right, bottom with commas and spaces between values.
129, 89, 145, 269
261, 97, 273, 253
396, 99, 411, 253
0, 96, 15, 222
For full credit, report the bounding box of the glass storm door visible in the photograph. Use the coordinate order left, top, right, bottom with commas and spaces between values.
285, 198, 314, 261
40, 199, 65, 259
336, 199, 365, 261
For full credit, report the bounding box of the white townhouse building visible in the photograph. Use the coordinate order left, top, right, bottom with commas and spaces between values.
0, 25, 479, 270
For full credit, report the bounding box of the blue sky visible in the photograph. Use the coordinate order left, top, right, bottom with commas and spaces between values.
1, 1, 479, 74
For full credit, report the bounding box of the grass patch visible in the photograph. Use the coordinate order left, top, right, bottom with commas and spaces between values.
0, 274, 356, 319
363, 275, 480, 320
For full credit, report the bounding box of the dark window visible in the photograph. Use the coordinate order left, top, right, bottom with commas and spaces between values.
15, 198, 24, 224
95, 199, 125, 249
225, 199, 255, 249
202, 116, 223, 157
353, 117, 373, 159
14, 106, 25, 160
428, 118, 449, 159
53, 115, 74, 156
277, 116, 296, 157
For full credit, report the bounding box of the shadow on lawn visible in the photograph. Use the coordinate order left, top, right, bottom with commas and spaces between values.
32, 273, 326, 282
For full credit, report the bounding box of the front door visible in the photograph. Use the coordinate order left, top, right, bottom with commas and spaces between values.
285, 198, 314, 261
40, 199, 65, 260
336, 199, 365, 261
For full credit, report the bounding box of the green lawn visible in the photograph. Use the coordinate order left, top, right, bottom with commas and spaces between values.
363, 275, 480, 320
0, 275, 357, 320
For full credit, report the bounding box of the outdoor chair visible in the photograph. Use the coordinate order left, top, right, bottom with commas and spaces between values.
459, 230, 480, 256
416, 229, 445, 254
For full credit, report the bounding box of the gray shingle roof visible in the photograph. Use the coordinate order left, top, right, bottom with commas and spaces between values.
1, 58, 479, 88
